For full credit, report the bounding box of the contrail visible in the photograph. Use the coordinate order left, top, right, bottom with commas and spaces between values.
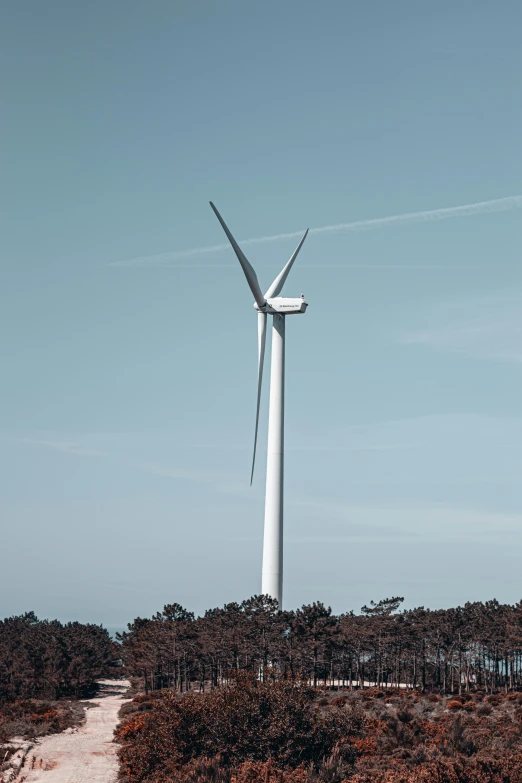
112, 194, 522, 267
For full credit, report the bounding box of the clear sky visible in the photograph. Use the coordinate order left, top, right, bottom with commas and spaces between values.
1, 1, 521, 627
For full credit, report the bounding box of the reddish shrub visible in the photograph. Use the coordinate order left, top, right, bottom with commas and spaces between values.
117, 676, 362, 783
116, 685, 522, 783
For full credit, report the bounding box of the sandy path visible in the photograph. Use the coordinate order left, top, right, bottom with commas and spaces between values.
17, 679, 130, 783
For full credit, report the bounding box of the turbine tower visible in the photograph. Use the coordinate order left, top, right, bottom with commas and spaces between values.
210, 203, 309, 607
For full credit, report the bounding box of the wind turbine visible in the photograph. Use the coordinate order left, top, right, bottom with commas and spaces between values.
210, 202, 309, 608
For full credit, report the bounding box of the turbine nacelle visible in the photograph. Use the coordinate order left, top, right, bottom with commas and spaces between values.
255, 297, 308, 315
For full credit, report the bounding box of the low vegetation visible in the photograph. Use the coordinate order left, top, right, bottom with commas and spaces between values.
0, 697, 86, 743
116, 678, 522, 783
116, 674, 362, 782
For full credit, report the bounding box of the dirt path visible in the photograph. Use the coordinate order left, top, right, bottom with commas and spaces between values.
14, 679, 130, 783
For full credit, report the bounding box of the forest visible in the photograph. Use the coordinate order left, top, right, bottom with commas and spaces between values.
4, 598, 522, 781
115, 596, 522, 783
117, 595, 522, 695
0, 611, 115, 743
0, 611, 115, 701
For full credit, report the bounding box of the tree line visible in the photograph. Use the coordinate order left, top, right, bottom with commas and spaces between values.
0, 611, 115, 701
117, 595, 522, 695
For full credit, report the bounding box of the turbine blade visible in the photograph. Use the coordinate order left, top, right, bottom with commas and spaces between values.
250, 311, 267, 485
265, 229, 309, 299
209, 202, 266, 308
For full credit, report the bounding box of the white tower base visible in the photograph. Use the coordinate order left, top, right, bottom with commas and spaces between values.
261, 314, 285, 606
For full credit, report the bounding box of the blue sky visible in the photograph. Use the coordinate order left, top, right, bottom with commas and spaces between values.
1, 1, 521, 626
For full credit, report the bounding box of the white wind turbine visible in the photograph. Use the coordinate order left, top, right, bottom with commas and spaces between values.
210, 202, 309, 608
